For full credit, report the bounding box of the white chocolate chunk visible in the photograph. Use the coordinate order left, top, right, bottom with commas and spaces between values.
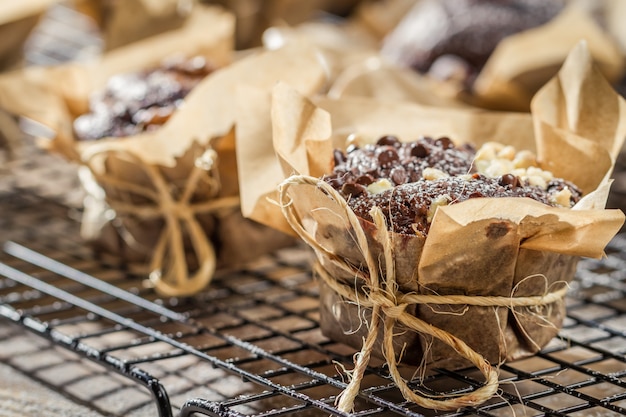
423, 167, 449, 180
497, 145, 516, 160
367, 178, 393, 194
427, 194, 450, 223
551, 187, 572, 207
526, 175, 547, 189
513, 150, 536, 169
474, 143, 555, 190
474, 142, 501, 161
483, 159, 514, 178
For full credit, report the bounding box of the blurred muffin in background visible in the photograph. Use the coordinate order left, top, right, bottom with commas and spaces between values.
381, 0, 565, 88
378, 0, 626, 111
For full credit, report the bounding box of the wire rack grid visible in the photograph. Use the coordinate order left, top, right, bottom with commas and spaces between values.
1, 3, 625, 417
1, 181, 626, 417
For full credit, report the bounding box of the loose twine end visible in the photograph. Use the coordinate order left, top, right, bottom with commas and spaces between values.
279, 175, 568, 412
86, 147, 240, 297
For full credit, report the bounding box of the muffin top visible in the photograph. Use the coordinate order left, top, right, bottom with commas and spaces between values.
381, 0, 565, 85
325, 135, 582, 235
74, 55, 214, 141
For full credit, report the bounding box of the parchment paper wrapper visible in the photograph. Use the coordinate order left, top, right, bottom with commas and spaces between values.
352, 1, 626, 112
0, 109, 22, 160
472, 3, 626, 111
258, 2, 463, 108
2, 4, 235, 162
0, 5, 329, 296
78, 40, 328, 297
75, 0, 193, 51
238, 42, 625, 410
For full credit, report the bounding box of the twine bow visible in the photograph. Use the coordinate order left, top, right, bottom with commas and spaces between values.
278, 174, 568, 411
85, 147, 240, 296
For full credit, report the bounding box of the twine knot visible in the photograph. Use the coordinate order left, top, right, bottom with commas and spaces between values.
85, 147, 240, 296
279, 175, 568, 412
368, 290, 407, 318
383, 303, 410, 319
159, 197, 196, 221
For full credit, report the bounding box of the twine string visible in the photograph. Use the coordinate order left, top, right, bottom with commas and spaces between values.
278, 174, 567, 411
85, 148, 240, 296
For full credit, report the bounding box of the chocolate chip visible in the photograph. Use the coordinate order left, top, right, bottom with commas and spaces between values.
435, 136, 454, 149
333, 149, 346, 166
499, 174, 520, 188
391, 167, 408, 185
410, 143, 430, 158
341, 183, 366, 197
356, 174, 374, 185
377, 146, 399, 167
324, 135, 583, 236
326, 177, 343, 189
377, 135, 400, 147
415, 204, 429, 217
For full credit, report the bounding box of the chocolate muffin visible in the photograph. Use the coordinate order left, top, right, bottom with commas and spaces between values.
380, 0, 565, 85
74, 55, 214, 140
325, 135, 582, 235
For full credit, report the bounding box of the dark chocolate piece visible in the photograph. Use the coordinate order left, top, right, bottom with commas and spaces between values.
381, 0, 565, 84
325, 136, 582, 235
74, 55, 214, 141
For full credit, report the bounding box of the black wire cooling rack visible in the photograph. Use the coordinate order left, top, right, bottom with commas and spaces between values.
1, 3, 625, 417
0, 189, 625, 417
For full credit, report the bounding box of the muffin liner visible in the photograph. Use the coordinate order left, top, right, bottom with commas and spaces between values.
257, 2, 463, 108
0, 4, 234, 160
472, 3, 625, 111
237, 43, 625, 410
0, 6, 330, 296
77, 39, 328, 296
335, 1, 624, 112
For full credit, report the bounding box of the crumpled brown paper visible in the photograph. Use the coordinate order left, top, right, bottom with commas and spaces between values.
80, 40, 326, 295
338, 1, 625, 112
0, 5, 330, 296
78, 39, 329, 296
238, 42, 625, 410
351, 0, 418, 41
262, 19, 378, 89
0, 4, 235, 161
